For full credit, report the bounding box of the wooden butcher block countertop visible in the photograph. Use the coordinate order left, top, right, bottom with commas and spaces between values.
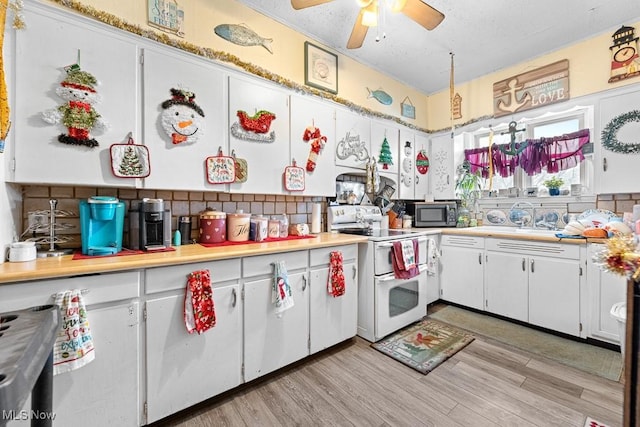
0, 233, 368, 284
441, 226, 595, 245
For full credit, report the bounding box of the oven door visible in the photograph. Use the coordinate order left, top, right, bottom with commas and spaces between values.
374, 267, 427, 341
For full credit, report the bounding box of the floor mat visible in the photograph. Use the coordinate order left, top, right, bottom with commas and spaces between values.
371, 318, 474, 374
429, 305, 623, 381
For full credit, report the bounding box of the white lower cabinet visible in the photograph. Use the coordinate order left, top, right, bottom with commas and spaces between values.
308, 244, 358, 354
440, 235, 485, 310
484, 238, 583, 337
242, 251, 309, 382
144, 259, 242, 424
1, 271, 141, 427
587, 243, 627, 344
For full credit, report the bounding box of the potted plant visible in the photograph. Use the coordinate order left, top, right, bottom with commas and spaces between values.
543, 176, 564, 196
455, 160, 482, 226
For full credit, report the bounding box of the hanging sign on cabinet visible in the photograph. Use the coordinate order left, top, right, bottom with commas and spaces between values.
110, 134, 150, 178
283, 159, 305, 191
206, 148, 236, 184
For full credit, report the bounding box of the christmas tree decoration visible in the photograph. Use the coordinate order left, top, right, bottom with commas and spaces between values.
231, 109, 276, 142
302, 125, 327, 172
416, 149, 430, 174
378, 136, 393, 170
160, 88, 205, 145
42, 64, 108, 148
110, 134, 150, 178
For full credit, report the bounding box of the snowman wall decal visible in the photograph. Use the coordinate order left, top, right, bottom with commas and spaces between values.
160, 88, 205, 145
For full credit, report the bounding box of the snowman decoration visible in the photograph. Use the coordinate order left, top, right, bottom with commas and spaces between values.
401, 140, 413, 187
42, 65, 108, 148
160, 88, 205, 145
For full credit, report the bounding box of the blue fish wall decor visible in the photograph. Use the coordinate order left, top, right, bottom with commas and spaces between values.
366, 88, 393, 105
214, 24, 273, 54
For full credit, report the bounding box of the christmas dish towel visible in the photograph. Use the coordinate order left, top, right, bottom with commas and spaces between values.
391, 239, 420, 279
426, 238, 439, 276
272, 260, 294, 317
53, 289, 95, 375
184, 269, 217, 334
328, 251, 346, 297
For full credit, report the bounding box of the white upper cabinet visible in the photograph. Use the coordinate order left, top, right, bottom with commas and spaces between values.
335, 108, 371, 170
140, 47, 226, 191
228, 76, 290, 194
370, 119, 400, 178
596, 88, 640, 194
10, 5, 139, 186
289, 95, 336, 196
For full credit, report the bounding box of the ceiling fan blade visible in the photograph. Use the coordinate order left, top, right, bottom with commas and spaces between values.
347, 8, 369, 49
291, 0, 335, 10
402, 0, 445, 30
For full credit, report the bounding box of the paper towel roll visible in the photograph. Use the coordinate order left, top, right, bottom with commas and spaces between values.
311, 203, 321, 233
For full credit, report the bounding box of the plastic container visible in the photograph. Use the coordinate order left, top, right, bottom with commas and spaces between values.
227, 211, 251, 242
268, 218, 281, 238
403, 215, 412, 229
251, 215, 268, 241
279, 214, 289, 238
88, 196, 118, 221
199, 210, 226, 243
610, 302, 626, 356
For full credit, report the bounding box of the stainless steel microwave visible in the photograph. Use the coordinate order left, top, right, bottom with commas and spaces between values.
406, 201, 458, 228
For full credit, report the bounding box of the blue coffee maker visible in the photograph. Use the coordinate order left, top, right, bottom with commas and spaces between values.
79, 196, 125, 256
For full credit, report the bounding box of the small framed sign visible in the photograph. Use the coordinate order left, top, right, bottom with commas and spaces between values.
148, 0, 185, 37
400, 96, 416, 119
304, 42, 338, 94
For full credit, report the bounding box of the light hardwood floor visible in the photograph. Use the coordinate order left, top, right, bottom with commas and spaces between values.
152, 315, 624, 426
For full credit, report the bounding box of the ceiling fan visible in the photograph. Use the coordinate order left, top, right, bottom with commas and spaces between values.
291, 0, 445, 49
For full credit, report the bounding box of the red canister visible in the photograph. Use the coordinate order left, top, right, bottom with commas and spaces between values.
199, 210, 226, 243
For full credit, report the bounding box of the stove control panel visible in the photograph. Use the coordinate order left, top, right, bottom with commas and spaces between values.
327, 205, 383, 229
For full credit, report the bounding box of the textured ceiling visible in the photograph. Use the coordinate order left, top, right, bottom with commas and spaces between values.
237, 0, 640, 95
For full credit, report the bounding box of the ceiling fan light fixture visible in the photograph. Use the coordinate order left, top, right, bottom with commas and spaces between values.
386, 0, 407, 12
361, 1, 378, 27
355, 0, 373, 7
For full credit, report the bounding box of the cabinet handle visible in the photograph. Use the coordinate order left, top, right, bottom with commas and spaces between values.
352, 265, 357, 279
447, 175, 450, 185
302, 275, 307, 291
416, 175, 419, 184
603, 157, 607, 172
530, 259, 535, 273
522, 258, 525, 271
232, 288, 237, 308
478, 253, 482, 265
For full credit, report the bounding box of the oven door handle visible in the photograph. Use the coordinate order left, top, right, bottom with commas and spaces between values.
377, 265, 427, 282
376, 236, 428, 248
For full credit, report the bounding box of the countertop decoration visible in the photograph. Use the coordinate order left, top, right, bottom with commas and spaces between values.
593, 234, 640, 279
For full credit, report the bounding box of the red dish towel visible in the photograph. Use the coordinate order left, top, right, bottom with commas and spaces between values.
328, 251, 346, 297
391, 239, 420, 279
184, 269, 217, 334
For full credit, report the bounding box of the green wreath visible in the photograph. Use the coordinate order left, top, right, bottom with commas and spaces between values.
601, 110, 640, 154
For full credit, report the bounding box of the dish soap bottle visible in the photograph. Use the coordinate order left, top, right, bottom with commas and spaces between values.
173, 229, 181, 246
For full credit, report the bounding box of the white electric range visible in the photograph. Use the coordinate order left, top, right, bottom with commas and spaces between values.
328, 205, 429, 342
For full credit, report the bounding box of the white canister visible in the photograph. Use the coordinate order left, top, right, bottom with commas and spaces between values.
268, 218, 280, 238
8, 241, 37, 262
226, 211, 251, 242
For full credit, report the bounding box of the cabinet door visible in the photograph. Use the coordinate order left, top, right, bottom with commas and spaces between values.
11, 6, 138, 187
485, 252, 528, 322
528, 256, 581, 336
430, 133, 455, 200
145, 283, 241, 423
440, 245, 484, 310
289, 95, 336, 196
244, 271, 309, 382
398, 129, 415, 200
587, 244, 627, 343
335, 108, 371, 170
371, 120, 400, 177
596, 89, 640, 194
228, 76, 290, 194
309, 262, 357, 353
141, 47, 226, 191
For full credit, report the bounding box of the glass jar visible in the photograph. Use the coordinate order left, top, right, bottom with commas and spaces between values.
278, 214, 289, 238
268, 217, 281, 239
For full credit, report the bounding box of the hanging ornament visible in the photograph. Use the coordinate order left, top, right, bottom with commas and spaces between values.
497, 120, 528, 155
160, 88, 205, 145
378, 136, 393, 170
416, 149, 429, 175
42, 63, 108, 148
302, 125, 327, 172
110, 133, 150, 178
231, 109, 276, 142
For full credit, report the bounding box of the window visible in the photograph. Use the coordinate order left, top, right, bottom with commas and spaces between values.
467, 107, 593, 197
